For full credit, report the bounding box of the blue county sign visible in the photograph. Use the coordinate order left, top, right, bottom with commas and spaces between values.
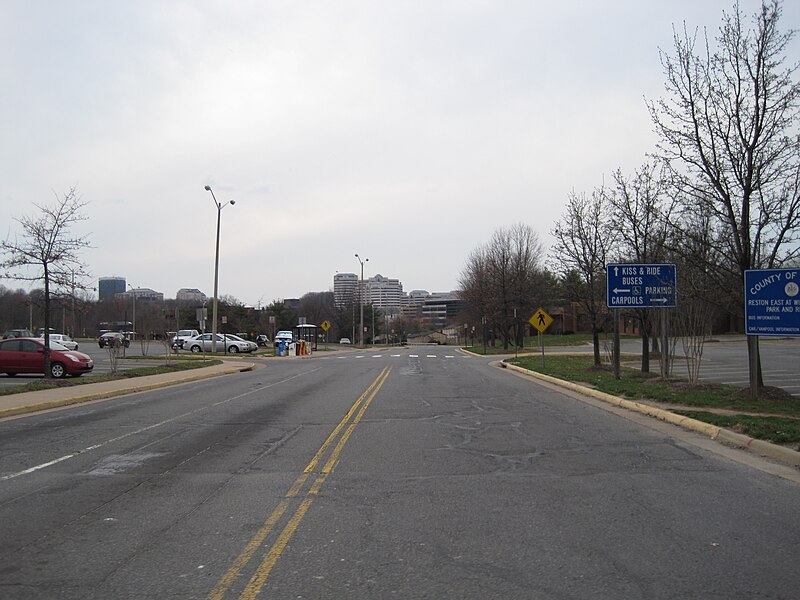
606, 263, 677, 308
744, 269, 800, 336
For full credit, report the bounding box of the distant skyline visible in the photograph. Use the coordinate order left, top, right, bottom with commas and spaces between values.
95, 269, 441, 305
2, 1, 798, 305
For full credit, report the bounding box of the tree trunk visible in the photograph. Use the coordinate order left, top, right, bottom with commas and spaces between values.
641, 331, 650, 373
592, 327, 601, 367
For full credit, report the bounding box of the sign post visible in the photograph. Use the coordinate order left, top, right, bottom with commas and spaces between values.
744, 269, 800, 398
529, 308, 553, 369
320, 320, 332, 350
607, 263, 677, 379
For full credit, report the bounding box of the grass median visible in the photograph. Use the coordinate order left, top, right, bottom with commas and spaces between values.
0, 359, 223, 396
508, 354, 800, 448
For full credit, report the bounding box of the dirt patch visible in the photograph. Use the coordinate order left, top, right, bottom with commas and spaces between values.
732, 385, 796, 401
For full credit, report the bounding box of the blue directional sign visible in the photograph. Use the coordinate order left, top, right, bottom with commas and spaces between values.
744, 269, 800, 336
606, 263, 677, 308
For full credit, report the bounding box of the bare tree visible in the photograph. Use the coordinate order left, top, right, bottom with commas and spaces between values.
550, 188, 615, 366
609, 161, 675, 371
1, 188, 90, 377
459, 224, 544, 351
649, 0, 800, 396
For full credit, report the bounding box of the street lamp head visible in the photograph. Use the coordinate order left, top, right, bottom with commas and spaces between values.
204, 185, 212, 191
230, 200, 236, 206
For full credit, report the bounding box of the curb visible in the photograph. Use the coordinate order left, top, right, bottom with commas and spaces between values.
500, 361, 800, 468
0, 363, 254, 420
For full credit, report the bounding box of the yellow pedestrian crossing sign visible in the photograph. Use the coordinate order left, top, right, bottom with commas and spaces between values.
529, 308, 553, 333
320, 320, 332, 332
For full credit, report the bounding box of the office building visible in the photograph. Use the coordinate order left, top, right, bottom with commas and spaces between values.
334, 273, 359, 308
365, 274, 404, 311
98, 277, 126, 301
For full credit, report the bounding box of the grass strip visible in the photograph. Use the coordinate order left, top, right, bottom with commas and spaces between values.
672, 411, 800, 446
0, 360, 223, 396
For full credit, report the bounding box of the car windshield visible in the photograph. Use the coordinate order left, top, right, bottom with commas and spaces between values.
47, 341, 69, 351
224, 335, 245, 341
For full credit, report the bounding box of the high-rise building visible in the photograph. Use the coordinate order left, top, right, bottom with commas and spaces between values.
334, 273, 359, 308
365, 274, 404, 311
98, 277, 126, 300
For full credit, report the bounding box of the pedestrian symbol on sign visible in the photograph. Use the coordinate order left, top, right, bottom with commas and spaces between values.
528, 308, 553, 333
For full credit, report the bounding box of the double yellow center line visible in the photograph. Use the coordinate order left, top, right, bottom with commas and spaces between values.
208, 366, 392, 600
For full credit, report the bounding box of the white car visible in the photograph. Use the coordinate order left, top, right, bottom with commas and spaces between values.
172, 329, 200, 349
339, 338, 351, 344
273, 331, 294, 347
184, 333, 257, 354
41, 333, 79, 351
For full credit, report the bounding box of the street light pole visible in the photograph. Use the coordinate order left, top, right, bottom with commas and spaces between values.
205, 185, 236, 353
355, 253, 368, 347
127, 283, 136, 341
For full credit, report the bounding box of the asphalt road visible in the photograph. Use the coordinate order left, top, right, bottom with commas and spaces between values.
3, 337, 800, 397
1, 352, 800, 599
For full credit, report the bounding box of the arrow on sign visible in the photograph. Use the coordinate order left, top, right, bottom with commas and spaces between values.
652, 298, 669, 304
613, 288, 631, 293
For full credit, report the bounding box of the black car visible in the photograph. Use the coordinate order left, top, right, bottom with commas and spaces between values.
255, 334, 270, 346
98, 332, 130, 348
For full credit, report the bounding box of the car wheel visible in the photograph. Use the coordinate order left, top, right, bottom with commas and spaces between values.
190, 345, 202, 353
50, 362, 66, 378
228, 345, 239, 353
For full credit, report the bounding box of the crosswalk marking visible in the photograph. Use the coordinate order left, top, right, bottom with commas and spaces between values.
318, 353, 471, 361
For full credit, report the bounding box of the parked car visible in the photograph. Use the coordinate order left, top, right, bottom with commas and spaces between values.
98, 332, 130, 348
2, 329, 34, 339
273, 331, 294, 347
171, 329, 200, 349
255, 334, 270, 347
0, 337, 94, 378
183, 333, 257, 354
41, 333, 79, 350
339, 338, 351, 344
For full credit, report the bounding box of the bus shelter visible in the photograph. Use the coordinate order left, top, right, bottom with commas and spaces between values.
293, 324, 319, 351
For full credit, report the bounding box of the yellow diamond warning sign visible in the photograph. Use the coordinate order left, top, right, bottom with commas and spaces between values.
528, 308, 553, 333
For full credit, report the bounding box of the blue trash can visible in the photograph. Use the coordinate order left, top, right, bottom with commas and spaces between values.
278, 340, 286, 356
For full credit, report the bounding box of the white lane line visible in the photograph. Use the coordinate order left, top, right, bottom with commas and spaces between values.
0, 367, 324, 482
409, 354, 419, 358
390, 354, 401, 357
427, 355, 437, 358
1, 454, 76, 481
372, 355, 384, 358
445, 355, 454, 358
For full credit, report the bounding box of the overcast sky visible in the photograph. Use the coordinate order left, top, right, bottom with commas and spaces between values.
2, 1, 798, 306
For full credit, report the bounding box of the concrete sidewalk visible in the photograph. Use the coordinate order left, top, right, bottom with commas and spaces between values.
0, 361, 255, 419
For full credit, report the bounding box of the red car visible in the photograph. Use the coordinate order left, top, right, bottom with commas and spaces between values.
0, 337, 94, 378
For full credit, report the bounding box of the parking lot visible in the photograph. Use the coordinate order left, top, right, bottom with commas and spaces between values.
0, 340, 177, 389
